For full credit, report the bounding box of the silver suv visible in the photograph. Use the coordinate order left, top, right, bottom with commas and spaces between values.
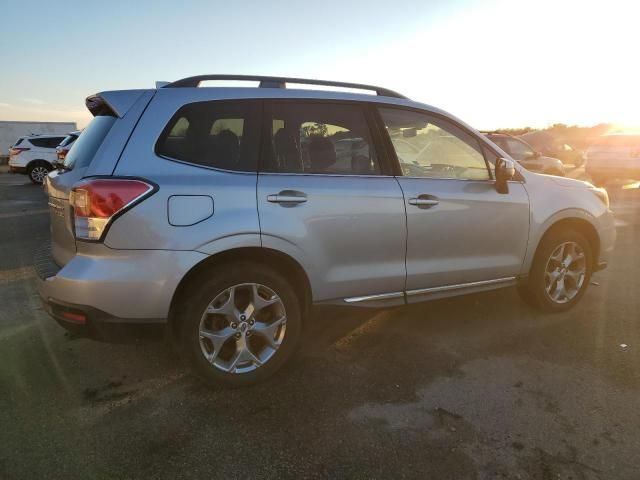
39, 75, 616, 387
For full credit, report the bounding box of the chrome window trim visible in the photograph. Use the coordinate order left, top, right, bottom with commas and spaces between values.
399, 175, 525, 183
406, 277, 516, 297
259, 171, 394, 179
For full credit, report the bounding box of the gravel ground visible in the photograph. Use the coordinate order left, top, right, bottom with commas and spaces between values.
1, 168, 639, 479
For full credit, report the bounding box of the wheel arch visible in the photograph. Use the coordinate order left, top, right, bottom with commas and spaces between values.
167, 247, 312, 341
27, 159, 53, 168
532, 217, 600, 269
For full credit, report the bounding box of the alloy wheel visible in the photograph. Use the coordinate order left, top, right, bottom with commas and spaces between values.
544, 241, 586, 304
198, 283, 287, 374
30, 166, 49, 183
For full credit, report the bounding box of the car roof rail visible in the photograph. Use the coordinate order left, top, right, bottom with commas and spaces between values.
163, 74, 408, 99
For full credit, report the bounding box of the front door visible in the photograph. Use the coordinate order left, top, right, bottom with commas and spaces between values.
378, 106, 530, 301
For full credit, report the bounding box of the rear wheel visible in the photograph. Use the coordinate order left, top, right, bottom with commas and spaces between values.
179, 263, 302, 387
518, 228, 592, 312
27, 161, 52, 184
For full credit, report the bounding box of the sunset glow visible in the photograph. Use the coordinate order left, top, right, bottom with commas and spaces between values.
1, 0, 638, 131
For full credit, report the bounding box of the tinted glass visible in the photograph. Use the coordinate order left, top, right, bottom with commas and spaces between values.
156, 101, 260, 172
30, 137, 64, 148
263, 102, 380, 175
58, 134, 78, 148
505, 138, 534, 160
380, 108, 490, 180
64, 116, 116, 170
14, 138, 23, 147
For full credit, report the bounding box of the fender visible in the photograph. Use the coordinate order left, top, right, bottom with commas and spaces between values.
523, 207, 598, 272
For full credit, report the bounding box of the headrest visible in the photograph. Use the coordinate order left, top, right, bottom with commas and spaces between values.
308, 136, 336, 171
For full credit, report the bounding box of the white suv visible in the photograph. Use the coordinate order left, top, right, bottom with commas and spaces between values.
8, 134, 67, 184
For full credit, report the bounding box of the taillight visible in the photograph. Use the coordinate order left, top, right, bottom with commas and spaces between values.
69, 178, 155, 241
9, 147, 30, 156
57, 149, 68, 160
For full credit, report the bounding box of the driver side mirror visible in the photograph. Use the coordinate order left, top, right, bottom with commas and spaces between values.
495, 157, 516, 194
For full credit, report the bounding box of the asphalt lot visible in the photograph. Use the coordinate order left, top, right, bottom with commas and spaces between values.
1, 167, 639, 479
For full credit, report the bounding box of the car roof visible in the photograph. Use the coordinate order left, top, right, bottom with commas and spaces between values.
91, 87, 464, 130
24, 133, 66, 139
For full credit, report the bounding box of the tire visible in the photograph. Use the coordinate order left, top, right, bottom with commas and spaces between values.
519, 228, 593, 312
27, 161, 52, 184
178, 262, 302, 387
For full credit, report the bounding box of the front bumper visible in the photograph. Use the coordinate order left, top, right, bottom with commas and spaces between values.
36, 243, 208, 328
596, 210, 616, 270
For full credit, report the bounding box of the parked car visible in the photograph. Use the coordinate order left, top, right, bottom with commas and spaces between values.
38, 75, 615, 387
485, 132, 565, 176
8, 134, 67, 183
586, 134, 640, 186
519, 130, 585, 167
55, 131, 81, 164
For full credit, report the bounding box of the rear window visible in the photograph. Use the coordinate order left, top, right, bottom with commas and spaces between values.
58, 134, 79, 148
13, 138, 24, 147
63, 116, 116, 170
593, 135, 640, 148
155, 100, 261, 172
30, 137, 65, 148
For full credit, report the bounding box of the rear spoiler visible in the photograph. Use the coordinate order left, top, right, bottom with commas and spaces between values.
85, 89, 152, 118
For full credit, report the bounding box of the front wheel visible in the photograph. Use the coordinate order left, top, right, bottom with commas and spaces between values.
27, 161, 52, 184
179, 263, 302, 387
518, 229, 593, 312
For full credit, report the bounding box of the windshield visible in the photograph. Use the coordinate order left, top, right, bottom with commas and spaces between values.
63, 116, 115, 169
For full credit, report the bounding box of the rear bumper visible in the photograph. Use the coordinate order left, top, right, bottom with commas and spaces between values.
8, 165, 26, 174
36, 244, 208, 327
586, 166, 640, 179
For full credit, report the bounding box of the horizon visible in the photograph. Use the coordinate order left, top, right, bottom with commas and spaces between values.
1, 0, 638, 131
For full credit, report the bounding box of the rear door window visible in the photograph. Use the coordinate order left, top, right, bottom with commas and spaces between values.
156, 101, 261, 172
63, 116, 116, 170
262, 102, 381, 175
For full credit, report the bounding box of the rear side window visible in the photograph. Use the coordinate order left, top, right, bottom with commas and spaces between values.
63, 116, 116, 170
156, 101, 261, 172
263, 102, 381, 175
30, 137, 65, 148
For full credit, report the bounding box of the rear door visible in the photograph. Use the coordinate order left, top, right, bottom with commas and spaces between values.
378, 106, 530, 301
257, 101, 407, 304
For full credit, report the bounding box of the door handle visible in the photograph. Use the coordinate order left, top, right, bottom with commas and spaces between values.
267, 191, 307, 204
408, 197, 439, 207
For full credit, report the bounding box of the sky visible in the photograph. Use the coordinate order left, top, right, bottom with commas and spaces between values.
1, 0, 639, 130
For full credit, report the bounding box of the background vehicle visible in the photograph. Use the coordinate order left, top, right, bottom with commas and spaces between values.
0, 121, 76, 158
39, 75, 615, 387
484, 132, 565, 176
55, 130, 81, 164
586, 134, 640, 185
520, 130, 585, 167
8, 134, 66, 183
